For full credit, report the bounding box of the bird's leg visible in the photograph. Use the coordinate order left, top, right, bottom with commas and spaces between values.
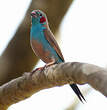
31, 59, 56, 75
31, 66, 44, 74
44, 59, 56, 68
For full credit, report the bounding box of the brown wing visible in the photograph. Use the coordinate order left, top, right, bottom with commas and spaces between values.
44, 28, 65, 61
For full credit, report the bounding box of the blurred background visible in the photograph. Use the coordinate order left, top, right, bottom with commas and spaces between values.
0, 0, 107, 110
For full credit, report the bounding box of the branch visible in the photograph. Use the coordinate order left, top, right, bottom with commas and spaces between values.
0, 62, 107, 110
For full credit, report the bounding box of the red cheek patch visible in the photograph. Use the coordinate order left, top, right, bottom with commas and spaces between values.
40, 16, 46, 23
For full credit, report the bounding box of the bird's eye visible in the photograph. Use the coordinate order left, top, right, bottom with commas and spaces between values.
40, 14, 42, 16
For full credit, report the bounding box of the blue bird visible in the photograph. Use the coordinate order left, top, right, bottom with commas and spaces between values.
30, 10, 85, 102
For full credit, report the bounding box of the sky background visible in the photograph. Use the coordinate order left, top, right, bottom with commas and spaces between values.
0, 0, 107, 110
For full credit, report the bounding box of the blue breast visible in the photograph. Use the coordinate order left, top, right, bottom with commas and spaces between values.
30, 24, 62, 63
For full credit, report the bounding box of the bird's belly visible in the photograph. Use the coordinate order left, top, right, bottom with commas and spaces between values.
31, 39, 55, 63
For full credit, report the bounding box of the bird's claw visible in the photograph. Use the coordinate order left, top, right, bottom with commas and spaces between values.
31, 62, 55, 76
31, 67, 45, 76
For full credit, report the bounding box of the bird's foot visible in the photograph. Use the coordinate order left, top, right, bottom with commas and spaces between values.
31, 60, 56, 76
31, 67, 45, 76
44, 59, 56, 68
44, 61, 55, 68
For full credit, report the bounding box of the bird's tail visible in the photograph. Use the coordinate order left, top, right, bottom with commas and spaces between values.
70, 84, 86, 103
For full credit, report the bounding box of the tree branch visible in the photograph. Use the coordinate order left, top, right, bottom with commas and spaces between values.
0, 62, 107, 110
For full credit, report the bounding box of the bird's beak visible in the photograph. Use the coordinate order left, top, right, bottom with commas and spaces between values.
31, 12, 37, 18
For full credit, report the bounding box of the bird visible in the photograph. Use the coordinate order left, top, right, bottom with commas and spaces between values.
30, 10, 85, 102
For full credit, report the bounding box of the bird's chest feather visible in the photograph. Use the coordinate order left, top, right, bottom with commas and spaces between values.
31, 25, 51, 50
30, 25, 57, 63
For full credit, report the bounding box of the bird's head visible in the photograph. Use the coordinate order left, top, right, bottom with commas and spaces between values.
31, 10, 47, 26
